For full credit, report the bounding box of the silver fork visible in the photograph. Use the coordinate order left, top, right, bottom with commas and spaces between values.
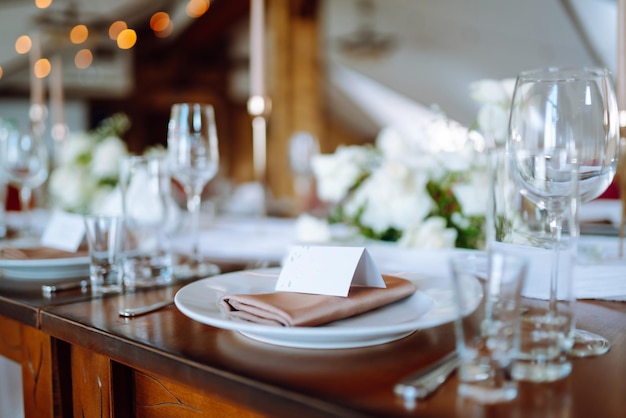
118, 300, 175, 318
394, 351, 459, 400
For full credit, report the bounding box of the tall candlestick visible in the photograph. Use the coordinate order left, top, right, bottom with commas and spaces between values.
29, 30, 46, 138
250, 0, 265, 98
49, 54, 67, 142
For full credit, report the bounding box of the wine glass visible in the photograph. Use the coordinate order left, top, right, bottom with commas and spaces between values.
0, 126, 49, 242
509, 67, 618, 361
167, 103, 221, 279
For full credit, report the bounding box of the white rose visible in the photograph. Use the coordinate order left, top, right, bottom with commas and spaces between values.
49, 165, 93, 212
398, 217, 457, 249
58, 132, 93, 165
377, 126, 417, 160
91, 136, 128, 179
344, 161, 432, 233
477, 103, 510, 145
469, 79, 515, 105
311, 145, 375, 203
452, 171, 489, 217
295, 214, 331, 243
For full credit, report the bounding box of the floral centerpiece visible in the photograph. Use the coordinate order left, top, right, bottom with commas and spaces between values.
469, 78, 516, 146
49, 113, 130, 214
309, 78, 516, 250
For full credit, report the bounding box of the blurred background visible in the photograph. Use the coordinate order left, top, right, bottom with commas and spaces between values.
0, 0, 616, 204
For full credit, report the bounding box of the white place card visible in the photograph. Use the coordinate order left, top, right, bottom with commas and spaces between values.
275, 246, 386, 297
40, 211, 86, 252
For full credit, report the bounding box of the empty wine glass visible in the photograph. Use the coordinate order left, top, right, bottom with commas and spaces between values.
568, 68, 619, 357
0, 126, 49, 241
167, 103, 221, 279
509, 67, 618, 363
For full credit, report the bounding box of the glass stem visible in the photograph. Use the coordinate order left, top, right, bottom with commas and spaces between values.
19, 186, 32, 237
548, 211, 563, 314
186, 191, 202, 265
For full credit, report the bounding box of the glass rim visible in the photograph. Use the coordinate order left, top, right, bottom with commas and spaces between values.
516, 66, 612, 82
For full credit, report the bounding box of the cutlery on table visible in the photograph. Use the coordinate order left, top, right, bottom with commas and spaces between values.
394, 351, 459, 400
42, 280, 90, 296
118, 300, 175, 318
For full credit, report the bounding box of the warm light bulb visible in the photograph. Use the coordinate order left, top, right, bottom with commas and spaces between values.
109, 21, 127, 41
34, 58, 51, 78
70, 24, 88, 44
15, 35, 32, 54
0, 66, 3, 80
35, 0, 52, 9
117, 29, 137, 49
186, 0, 210, 18
74, 49, 93, 69
150, 12, 170, 32
154, 21, 174, 38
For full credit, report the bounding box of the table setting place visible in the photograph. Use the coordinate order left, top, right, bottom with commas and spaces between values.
1, 67, 626, 411
174, 66, 626, 408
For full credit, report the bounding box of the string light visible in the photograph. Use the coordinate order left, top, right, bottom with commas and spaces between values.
74, 49, 93, 69
70, 24, 88, 44
109, 21, 127, 41
186, 0, 210, 18
34, 58, 51, 78
151, 12, 173, 38
15, 35, 32, 54
35, 0, 52, 9
117, 29, 137, 49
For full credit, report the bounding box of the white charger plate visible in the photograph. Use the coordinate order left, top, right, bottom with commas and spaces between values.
0, 256, 90, 280
175, 268, 482, 349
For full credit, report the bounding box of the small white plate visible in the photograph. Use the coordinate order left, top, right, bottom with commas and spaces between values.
175, 268, 482, 349
0, 256, 90, 280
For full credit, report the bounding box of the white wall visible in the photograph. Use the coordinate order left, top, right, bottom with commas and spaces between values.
322, 0, 613, 131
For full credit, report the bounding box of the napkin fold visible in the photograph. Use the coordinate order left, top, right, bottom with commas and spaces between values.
0, 246, 88, 260
220, 275, 417, 327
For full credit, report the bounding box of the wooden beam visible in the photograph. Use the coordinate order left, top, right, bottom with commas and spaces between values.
266, 0, 324, 199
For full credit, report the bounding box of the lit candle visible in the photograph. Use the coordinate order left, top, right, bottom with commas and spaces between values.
249, 0, 265, 98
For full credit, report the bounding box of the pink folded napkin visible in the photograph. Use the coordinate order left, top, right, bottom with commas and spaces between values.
220, 275, 417, 327
0, 246, 88, 260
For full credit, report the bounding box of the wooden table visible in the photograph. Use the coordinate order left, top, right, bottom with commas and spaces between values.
0, 271, 625, 417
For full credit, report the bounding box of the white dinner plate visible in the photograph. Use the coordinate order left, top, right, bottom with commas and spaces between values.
0, 256, 90, 280
175, 268, 482, 349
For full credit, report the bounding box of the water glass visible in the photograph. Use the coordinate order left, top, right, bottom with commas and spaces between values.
84, 215, 124, 295
449, 251, 527, 404
119, 155, 174, 290
486, 148, 577, 382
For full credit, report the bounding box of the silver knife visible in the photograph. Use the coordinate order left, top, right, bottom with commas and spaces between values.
42, 280, 90, 296
394, 351, 459, 400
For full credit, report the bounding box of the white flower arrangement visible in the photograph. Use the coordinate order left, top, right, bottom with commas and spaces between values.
49, 113, 130, 214
469, 78, 516, 146
311, 114, 490, 249
307, 77, 520, 250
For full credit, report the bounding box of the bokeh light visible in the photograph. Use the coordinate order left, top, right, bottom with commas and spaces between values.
35, 0, 52, 8
70, 24, 88, 44
74, 49, 93, 69
15, 35, 32, 54
117, 29, 137, 49
150, 12, 170, 32
34, 58, 51, 78
109, 21, 127, 41
186, 0, 210, 18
